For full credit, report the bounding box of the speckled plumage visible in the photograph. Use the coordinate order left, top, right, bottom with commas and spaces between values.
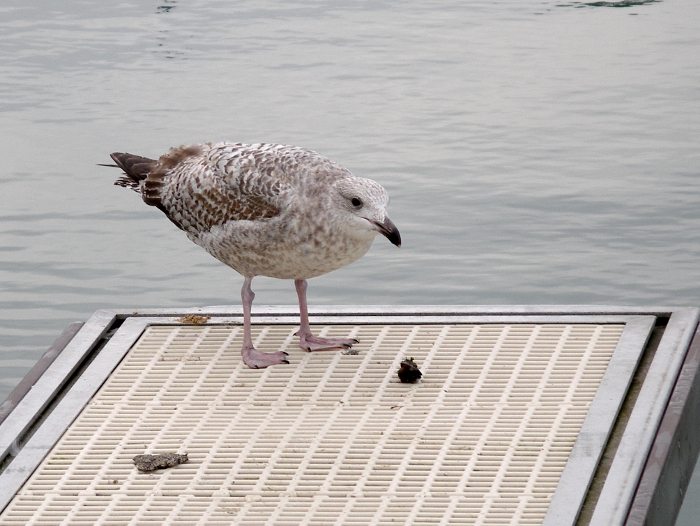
110, 142, 401, 368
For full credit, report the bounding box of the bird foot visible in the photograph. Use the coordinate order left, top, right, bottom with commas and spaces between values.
297, 332, 359, 352
241, 346, 289, 369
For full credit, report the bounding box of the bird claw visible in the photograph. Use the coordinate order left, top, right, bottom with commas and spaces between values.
298, 334, 360, 352
241, 347, 290, 369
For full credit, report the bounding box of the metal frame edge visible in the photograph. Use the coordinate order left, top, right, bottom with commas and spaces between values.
589, 307, 700, 526
0, 315, 147, 514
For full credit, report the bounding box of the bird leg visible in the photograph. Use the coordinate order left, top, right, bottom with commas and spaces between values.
240, 277, 289, 368
295, 279, 359, 351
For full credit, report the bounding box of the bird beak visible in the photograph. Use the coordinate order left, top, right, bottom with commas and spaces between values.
372, 216, 401, 247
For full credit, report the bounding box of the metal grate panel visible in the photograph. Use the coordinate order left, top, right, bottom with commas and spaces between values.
0, 323, 624, 525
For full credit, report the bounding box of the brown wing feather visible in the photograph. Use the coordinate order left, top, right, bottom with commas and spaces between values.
133, 144, 282, 234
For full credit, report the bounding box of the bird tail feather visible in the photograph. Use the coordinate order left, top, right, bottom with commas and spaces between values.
107, 153, 158, 191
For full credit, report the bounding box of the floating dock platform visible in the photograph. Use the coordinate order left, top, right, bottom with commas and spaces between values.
1, 306, 699, 525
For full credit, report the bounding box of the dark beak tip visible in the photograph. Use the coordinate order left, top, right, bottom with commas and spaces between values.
388, 233, 401, 248
378, 217, 401, 248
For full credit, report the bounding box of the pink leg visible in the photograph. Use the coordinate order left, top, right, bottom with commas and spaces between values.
295, 279, 359, 352
240, 277, 289, 368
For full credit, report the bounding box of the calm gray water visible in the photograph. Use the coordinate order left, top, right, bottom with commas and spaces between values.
1, 0, 699, 522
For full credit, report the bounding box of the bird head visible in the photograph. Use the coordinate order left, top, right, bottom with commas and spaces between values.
332, 176, 401, 247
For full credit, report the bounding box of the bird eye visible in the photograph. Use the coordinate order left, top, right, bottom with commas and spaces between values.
351, 197, 363, 208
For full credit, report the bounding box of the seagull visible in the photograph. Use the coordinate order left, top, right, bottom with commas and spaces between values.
108, 142, 401, 368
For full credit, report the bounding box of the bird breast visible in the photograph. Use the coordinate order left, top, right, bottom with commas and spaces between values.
188, 212, 377, 280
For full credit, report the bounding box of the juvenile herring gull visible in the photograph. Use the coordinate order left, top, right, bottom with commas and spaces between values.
109, 142, 401, 369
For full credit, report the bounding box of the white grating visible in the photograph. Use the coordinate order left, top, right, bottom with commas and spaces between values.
0, 322, 624, 525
